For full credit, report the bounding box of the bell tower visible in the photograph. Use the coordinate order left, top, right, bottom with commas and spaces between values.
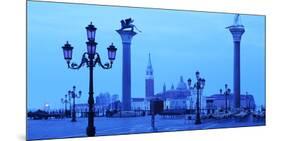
145, 53, 154, 98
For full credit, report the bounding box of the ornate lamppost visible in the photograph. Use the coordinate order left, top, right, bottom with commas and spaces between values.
223, 84, 231, 113
68, 90, 72, 118
62, 22, 117, 136
189, 97, 194, 113
188, 71, 205, 124
69, 86, 82, 122
61, 94, 70, 117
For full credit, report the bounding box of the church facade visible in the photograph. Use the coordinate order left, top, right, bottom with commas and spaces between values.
154, 76, 204, 110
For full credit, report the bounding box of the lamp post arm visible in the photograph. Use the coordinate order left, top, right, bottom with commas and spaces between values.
94, 53, 112, 69
61, 99, 69, 104
68, 52, 89, 69
76, 92, 82, 98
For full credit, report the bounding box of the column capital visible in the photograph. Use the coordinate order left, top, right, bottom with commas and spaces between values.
116, 29, 137, 44
229, 26, 245, 42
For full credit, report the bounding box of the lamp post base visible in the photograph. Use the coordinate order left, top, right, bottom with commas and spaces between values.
195, 116, 201, 125
86, 126, 96, 137
195, 119, 201, 124
71, 113, 76, 122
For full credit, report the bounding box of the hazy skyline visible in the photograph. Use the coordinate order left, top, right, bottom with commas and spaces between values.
27, 1, 265, 110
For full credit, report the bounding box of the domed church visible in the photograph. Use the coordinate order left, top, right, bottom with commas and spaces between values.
155, 76, 191, 99
153, 76, 194, 109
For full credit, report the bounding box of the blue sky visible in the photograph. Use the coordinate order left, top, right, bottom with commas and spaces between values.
27, 1, 265, 110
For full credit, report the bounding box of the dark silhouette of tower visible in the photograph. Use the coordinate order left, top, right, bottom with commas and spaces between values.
116, 29, 137, 111
227, 14, 245, 109
145, 53, 154, 98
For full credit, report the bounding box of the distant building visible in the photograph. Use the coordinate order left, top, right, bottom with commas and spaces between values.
131, 98, 146, 110
143, 53, 197, 110
75, 93, 121, 114
205, 92, 256, 114
141, 52, 257, 113
110, 94, 121, 110
75, 103, 88, 112
95, 92, 111, 108
111, 94, 119, 103
154, 76, 193, 110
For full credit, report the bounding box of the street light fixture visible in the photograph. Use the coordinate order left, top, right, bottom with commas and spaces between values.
61, 94, 70, 117
86, 22, 97, 41
62, 41, 73, 64
188, 71, 205, 124
62, 22, 117, 137
107, 43, 117, 62
69, 86, 82, 122
223, 84, 231, 113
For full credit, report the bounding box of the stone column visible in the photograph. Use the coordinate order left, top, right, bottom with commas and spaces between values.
116, 29, 137, 111
228, 24, 245, 109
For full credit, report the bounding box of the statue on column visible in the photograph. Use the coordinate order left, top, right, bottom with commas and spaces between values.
227, 14, 244, 29
120, 18, 142, 32
233, 14, 243, 26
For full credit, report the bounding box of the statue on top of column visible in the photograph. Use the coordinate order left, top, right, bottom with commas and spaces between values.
119, 18, 142, 32
226, 14, 244, 29
233, 14, 243, 27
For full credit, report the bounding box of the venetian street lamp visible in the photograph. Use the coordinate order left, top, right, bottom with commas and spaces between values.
61, 94, 70, 117
107, 43, 117, 62
62, 41, 73, 64
62, 22, 117, 136
69, 86, 82, 122
68, 90, 72, 118
188, 71, 205, 124
86, 22, 97, 41
223, 84, 231, 113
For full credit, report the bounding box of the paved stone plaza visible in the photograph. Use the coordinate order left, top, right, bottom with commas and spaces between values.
27, 115, 265, 140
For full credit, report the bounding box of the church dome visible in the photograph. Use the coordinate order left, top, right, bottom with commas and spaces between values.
176, 76, 187, 90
